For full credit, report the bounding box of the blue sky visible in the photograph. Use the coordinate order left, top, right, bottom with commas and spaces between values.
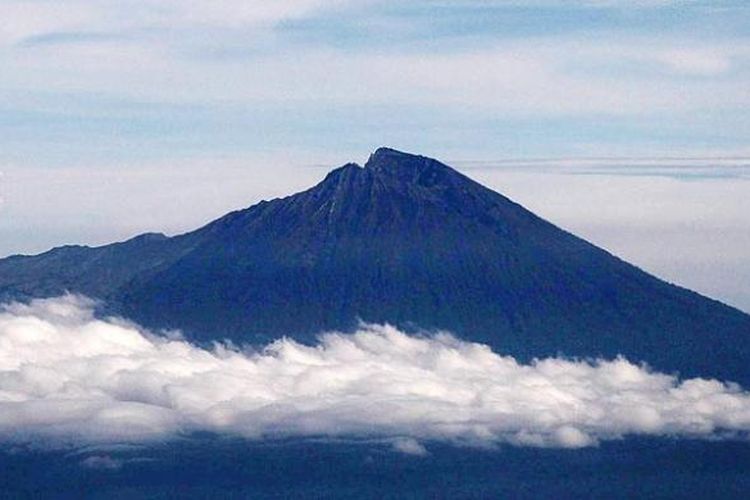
1, 0, 749, 165
1, 1, 749, 310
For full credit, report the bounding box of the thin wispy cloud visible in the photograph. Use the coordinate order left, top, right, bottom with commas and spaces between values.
4, 36, 748, 131
1, 0, 748, 166
0, 0, 347, 45
2, 296, 750, 450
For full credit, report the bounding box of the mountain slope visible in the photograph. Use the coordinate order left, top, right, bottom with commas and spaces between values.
1, 148, 749, 384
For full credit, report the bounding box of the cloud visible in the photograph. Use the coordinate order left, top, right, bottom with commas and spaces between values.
391, 437, 429, 456
652, 48, 734, 76
2, 296, 750, 450
5, 35, 748, 118
0, 1, 348, 46
2, 0, 704, 47
2, 0, 748, 115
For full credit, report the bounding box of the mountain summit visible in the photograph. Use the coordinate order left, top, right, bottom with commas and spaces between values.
365, 146, 440, 174
1, 148, 749, 383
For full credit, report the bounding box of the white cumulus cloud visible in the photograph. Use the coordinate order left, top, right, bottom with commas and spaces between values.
1, 295, 750, 450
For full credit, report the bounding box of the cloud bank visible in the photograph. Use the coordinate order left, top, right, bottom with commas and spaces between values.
1, 295, 750, 450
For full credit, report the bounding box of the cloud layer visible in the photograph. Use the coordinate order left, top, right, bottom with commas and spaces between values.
1, 295, 750, 450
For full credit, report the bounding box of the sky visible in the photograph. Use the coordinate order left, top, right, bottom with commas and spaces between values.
0, 0, 749, 310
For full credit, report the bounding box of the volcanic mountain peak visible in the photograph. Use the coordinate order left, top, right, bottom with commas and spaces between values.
0, 148, 749, 385
322, 148, 448, 181
366, 146, 428, 168
364, 147, 456, 184
310, 148, 472, 218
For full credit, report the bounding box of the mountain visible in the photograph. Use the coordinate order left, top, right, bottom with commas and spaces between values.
1, 148, 749, 384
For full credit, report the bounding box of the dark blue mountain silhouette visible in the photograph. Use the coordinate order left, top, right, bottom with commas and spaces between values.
1, 148, 748, 383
